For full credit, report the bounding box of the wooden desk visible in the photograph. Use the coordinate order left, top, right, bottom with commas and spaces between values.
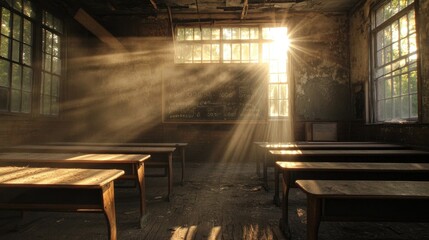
255, 142, 412, 190
296, 180, 429, 240
2, 145, 176, 202
47, 142, 188, 185
0, 152, 150, 227
276, 162, 429, 237
0, 166, 124, 240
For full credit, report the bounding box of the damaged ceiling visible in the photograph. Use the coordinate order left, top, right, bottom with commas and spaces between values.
57, 0, 361, 19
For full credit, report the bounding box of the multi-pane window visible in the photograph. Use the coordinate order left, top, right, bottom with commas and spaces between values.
40, 11, 62, 116
263, 27, 288, 118
0, 0, 35, 113
372, 0, 417, 122
175, 26, 289, 118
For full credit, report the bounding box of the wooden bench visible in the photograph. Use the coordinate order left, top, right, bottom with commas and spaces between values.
0, 166, 124, 240
0, 152, 150, 227
47, 142, 188, 184
276, 161, 429, 237
296, 180, 429, 240
1, 145, 176, 202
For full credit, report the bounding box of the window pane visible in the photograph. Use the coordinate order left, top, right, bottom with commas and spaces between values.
13, 0, 23, 12
279, 100, 288, 116
23, 18, 31, 45
400, 15, 408, 38
232, 43, 240, 61
12, 39, 19, 61
52, 56, 60, 74
401, 73, 408, 94
11, 89, 20, 112
51, 96, 59, 114
241, 43, 249, 62
0, 87, 8, 110
44, 54, 52, 71
393, 75, 400, 96
241, 28, 249, 39
202, 28, 211, 40
223, 43, 231, 62
11, 63, 21, 89
45, 31, 52, 54
192, 44, 201, 62
22, 66, 31, 91
21, 91, 30, 112
250, 27, 258, 39
269, 84, 278, 99
52, 75, 59, 97
176, 28, 184, 41
269, 99, 278, 116
394, 97, 401, 118
0, 36, 10, 59
23, 0, 35, 18
193, 27, 201, 40
231, 27, 240, 39
409, 70, 417, 93
53, 34, 60, 56
1, 8, 11, 36
0, 59, 10, 87
202, 44, 211, 61
279, 84, 287, 99
401, 95, 409, 118
222, 28, 231, 40
212, 44, 219, 61
23, 44, 31, 65
212, 28, 220, 40
43, 73, 51, 94
12, 14, 21, 40
410, 94, 417, 117
250, 43, 258, 62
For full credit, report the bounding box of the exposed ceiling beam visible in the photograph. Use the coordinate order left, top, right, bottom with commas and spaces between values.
241, 0, 248, 20
148, 0, 158, 10
73, 8, 127, 51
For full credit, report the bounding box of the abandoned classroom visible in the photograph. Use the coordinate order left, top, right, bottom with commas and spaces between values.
1, 0, 429, 239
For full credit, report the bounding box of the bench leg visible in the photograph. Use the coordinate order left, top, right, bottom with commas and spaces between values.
180, 147, 185, 185
134, 162, 147, 227
279, 171, 291, 237
167, 153, 173, 202
102, 182, 117, 240
306, 196, 322, 240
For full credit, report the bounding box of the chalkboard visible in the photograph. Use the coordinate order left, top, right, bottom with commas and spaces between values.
163, 64, 268, 122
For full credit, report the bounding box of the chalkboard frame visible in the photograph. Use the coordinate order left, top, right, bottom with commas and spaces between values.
162, 63, 269, 123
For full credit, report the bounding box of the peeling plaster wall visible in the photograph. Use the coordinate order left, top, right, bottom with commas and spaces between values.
349, 0, 429, 147
289, 13, 351, 121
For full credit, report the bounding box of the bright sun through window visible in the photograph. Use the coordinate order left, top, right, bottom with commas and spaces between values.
174, 25, 289, 119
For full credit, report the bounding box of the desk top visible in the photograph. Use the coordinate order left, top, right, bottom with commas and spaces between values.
2, 145, 176, 154
0, 152, 151, 163
0, 166, 124, 188
270, 149, 429, 156
296, 180, 429, 199
257, 142, 407, 150
276, 161, 429, 171
47, 142, 188, 147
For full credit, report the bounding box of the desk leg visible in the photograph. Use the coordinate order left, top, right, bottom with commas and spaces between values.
263, 150, 269, 191
306, 196, 321, 240
279, 171, 291, 238
180, 147, 185, 185
102, 182, 117, 240
167, 153, 173, 202
273, 165, 280, 206
134, 163, 147, 227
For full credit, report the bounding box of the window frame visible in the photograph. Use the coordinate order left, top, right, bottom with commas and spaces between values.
370, 0, 419, 124
0, 0, 64, 118
174, 24, 290, 120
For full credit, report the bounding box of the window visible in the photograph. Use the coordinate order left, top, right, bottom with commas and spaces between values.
41, 11, 62, 116
0, 0, 35, 113
371, 0, 417, 122
0, 0, 63, 116
175, 26, 289, 118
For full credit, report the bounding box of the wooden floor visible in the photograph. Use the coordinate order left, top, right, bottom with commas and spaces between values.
0, 161, 428, 240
